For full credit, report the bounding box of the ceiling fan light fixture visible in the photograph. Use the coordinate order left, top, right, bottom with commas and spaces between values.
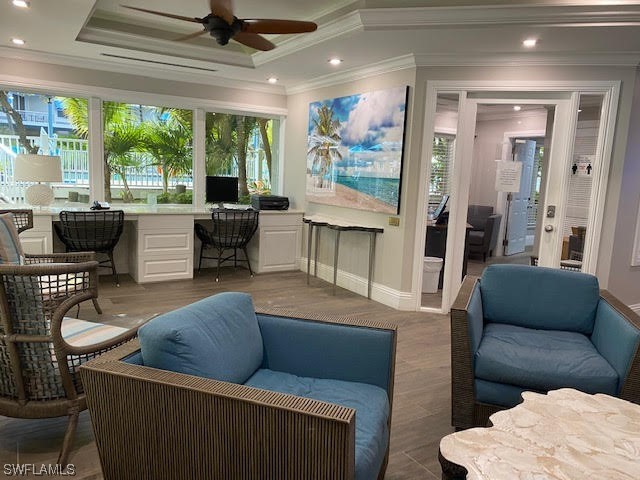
11, 0, 30, 8
11, 37, 25, 45
267, 77, 278, 84
328, 58, 342, 66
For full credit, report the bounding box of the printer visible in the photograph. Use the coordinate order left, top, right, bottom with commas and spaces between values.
250, 195, 289, 210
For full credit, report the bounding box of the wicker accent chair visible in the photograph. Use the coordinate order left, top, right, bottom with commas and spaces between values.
195, 209, 259, 281
0, 257, 139, 466
54, 210, 125, 286
0, 209, 33, 233
81, 294, 397, 480
451, 264, 640, 430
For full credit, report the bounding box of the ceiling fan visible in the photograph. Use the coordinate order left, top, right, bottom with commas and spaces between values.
121, 0, 318, 51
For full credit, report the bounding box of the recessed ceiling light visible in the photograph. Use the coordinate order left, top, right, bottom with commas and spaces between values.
11, 38, 25, 45
513, 105, 521, 111
523, 38, 537, 48
328, 58, 342, 66
267, 77, 278, 84
578, 109, 583, 113
12, 0, 30, 8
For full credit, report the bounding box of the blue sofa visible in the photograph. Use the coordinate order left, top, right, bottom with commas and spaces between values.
451, 264, 640, 429
81, 293, 397, 480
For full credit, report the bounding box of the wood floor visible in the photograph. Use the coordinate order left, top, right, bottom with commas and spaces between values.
0, 268, 453, 479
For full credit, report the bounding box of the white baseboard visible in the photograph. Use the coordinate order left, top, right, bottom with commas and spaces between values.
629, 303, 640, 315
299, 257, 416, 310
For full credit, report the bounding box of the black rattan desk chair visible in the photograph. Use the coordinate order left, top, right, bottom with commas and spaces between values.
195, 209, 259, 282
55, 211, 125, 286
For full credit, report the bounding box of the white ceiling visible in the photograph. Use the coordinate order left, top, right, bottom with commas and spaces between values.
2, 0, 640, 93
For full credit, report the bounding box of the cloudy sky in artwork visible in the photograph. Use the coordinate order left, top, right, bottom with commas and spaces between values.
308, 86, 407, 149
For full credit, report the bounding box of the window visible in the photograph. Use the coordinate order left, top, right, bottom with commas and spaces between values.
429, 134, 455, 207
102, 102, 193, 204
0, 89, 88, 204
205, 112, 279, 202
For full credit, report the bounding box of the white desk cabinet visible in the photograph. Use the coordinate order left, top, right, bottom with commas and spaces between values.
19, 214, 53, 254
248, 211, 303, 273
129, 214, 194, 283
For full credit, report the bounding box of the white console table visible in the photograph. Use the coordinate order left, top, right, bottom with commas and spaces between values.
14, 205, 303, 284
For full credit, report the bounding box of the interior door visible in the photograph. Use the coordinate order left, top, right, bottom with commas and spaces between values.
505, 139, 536, 255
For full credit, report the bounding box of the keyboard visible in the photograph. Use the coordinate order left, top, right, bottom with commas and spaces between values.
210, 204, 252, 211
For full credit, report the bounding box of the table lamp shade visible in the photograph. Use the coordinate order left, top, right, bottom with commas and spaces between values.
14, 154, 62, 206
14, 154, 62, 182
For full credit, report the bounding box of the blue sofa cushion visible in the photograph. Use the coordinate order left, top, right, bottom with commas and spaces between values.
475, 323, 618, 395
245, 368, 389, 480
475, 379, 531, 408
139, 292, 263, 384
481, 264, 600, 334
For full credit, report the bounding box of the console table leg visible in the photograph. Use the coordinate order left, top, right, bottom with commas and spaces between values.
306, 223, 313, 285
333, 230, 341, 295
368, 232, 377, 299
314, 225, 320, 277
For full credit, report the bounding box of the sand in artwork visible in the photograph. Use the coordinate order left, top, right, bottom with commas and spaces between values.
306, 175, 394, 214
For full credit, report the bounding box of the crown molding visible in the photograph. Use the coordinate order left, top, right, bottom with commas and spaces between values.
0, 47, 285, 95
359, 4, 640, 29
286, 54, 415, 95
414, 52, 640, 67
477, 108, 548, 122
253, 11, 363, 67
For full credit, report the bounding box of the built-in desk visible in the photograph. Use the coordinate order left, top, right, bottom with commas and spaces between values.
12, 205, 303, 284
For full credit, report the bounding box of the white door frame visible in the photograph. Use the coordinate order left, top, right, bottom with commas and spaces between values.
413, 80, 620, 314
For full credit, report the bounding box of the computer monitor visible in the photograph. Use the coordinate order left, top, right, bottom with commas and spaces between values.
206, 176, 239, 207
432, 194, 449, 223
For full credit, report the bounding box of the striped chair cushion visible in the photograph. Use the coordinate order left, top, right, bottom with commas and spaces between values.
62, 317, 129, 347
0, 213, 24, 264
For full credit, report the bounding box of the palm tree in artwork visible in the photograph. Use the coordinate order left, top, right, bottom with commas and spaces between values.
307, 104, 342, 189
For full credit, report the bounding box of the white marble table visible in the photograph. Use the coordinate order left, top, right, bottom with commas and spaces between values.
439, 388, 640, 480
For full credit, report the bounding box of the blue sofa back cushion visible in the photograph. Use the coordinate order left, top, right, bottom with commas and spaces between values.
245, 368, 389, 480
481, 264, 600, 334
138, 292, 264, 384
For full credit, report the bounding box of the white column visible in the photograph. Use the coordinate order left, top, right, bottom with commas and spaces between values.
193, 108, 206, 209
88, 97, 104, 203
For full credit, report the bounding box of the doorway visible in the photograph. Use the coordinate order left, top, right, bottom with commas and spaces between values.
415, 83, 618, 313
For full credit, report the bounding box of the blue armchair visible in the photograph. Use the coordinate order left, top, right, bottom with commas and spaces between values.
451, 264, 640, 430
81, 293, 397, 480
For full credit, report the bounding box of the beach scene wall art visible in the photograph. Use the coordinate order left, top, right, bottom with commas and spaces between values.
306, 86, 409, 214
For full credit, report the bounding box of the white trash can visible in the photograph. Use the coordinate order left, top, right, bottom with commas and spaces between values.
422, 256, 443, 293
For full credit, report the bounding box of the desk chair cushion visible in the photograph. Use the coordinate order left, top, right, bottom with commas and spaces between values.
481, 264, 600, 334
0, 213, 24, 264
245, 368, 390, 480
475, 323, 619, 395
139, 292, 263, 384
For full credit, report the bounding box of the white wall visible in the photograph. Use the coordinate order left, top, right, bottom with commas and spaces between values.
284, 68, 418, 304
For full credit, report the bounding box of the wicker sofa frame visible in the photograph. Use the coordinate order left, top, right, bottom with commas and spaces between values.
0, 254, 139, 466
451, 275, 640, 430
80, 307, 397, 480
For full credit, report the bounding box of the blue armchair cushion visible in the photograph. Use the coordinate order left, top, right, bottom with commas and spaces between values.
475, 323, 618, 395
245, 368, 389, 480
480, 264, 600, 334
139, 292, 263, 384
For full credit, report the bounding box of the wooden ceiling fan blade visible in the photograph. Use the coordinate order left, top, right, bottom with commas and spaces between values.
233, 32, 275, 51
175, 30, 208, 42
121, 5, 202, 24
210, 0, 235, 25
241, 19, 318, 35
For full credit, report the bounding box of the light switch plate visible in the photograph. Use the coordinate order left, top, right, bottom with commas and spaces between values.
388, 217, 400, 226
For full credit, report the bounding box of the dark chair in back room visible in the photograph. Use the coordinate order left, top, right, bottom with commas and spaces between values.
195, 209, 259, 282
55, 210, 125, 286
